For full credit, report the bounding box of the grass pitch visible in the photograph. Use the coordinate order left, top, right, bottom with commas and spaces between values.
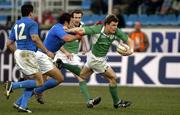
0, 85, 180, 115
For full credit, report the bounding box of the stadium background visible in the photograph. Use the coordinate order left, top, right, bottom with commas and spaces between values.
0, 0, 180, 115
0, 0, 179, 87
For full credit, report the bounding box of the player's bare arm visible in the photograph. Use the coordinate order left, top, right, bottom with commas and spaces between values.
67, 27, 85, 35
120, 38, 134, 56
31, 34, 54, 58
60, 46, 73, 60
6, 39, 16, 53
63, 34, 82, 41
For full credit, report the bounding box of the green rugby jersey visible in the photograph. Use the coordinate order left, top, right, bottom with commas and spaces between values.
83, 24, 128, 57
63, 40, 79, 53
63, 22, 84, 54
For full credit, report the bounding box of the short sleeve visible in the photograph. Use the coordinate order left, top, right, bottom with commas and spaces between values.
83, 25, 102, 35
55, 26, 68, 39
29, 22, 39, 35
115, 28, 128, 42
9, 25, 16, 41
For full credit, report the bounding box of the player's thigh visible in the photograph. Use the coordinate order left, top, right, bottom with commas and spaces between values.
32, 72, 44, 86
102, 66, 117, 81
79, 66, 93, 79
45, 67, 64, 83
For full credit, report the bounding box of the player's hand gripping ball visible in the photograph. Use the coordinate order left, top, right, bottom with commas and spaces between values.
117, 43, 133, 56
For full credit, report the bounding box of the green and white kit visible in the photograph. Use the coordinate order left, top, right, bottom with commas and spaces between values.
84, 25, 128, 73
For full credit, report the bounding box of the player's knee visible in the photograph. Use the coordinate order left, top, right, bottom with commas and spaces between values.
79, 74, 86, 80
109, 76, 117, 85
36, 80, 44, 87
77, 76, 84, 82
56, 76, 64, 84
79, 72, 86, 79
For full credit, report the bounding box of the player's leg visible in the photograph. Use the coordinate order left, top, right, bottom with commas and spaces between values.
34, 51, 64, 94
6, 72, 43, 99
78, 66, 93, 101
54, 51, 81, 76
34, 75, 49, 104
18, 88, 33, 113
55, 59, 81, 76
79, 66, 101, 108
67, 61, 94, 107
13, 96, 22, 109
5, 50, 43, 99
34, 67, 64, 95
13, 88, 33, 113
16, 50, 44, 87
55, 53, 92, 102
55, 54, 101, 108
102, 66, 131, 108
76, 74, 91, 101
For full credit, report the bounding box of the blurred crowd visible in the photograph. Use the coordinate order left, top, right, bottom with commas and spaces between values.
91, 0, 180, 16
1, 0, 180, 29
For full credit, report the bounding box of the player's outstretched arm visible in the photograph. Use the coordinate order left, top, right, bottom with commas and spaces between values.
63, 34, 82, 42
67, 27, 85, 36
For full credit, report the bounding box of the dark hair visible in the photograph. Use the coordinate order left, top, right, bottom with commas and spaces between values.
57, 13, 71, 24
71, 10, 83, 18
104, 15, 119, 25
21, 4, 33, 17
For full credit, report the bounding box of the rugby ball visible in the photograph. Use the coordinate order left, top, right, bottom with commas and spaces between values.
116, 44, 129, 54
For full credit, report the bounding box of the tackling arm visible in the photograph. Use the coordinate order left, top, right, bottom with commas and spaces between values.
67, 27, 85, 36
60, 46, 73, 60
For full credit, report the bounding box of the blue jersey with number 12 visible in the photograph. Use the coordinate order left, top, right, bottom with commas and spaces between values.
9, 17, 39, 51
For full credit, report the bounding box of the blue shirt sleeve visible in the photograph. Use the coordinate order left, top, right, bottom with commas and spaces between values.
29, 22, 39, 35
55, 25, 67, 39
9, 25, 16, 41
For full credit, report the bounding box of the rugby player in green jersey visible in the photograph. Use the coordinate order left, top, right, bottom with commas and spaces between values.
37, 10, 101, 108
55, 10, 101, 108
67, 14, 134, 109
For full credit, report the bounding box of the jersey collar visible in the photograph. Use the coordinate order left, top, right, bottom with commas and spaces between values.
100, 26, 114, 39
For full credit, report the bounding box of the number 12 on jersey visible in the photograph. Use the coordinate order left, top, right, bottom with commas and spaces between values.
14, 23, 27, 40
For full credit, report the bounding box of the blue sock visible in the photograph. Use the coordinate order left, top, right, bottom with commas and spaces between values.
34, 78, 58, 94
20, 88, 33, 108
12, 80, 37, 89
15, 95, 23, 106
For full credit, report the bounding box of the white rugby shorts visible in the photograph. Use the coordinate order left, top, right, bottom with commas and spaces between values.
35, 51, 55, 74
54, 50, 81, 66
14, 49, 40, 75
85, 51, 109, 73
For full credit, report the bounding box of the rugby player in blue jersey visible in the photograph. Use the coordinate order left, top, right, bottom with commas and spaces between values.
10, 12, 85, 113
6, 4, 55, 113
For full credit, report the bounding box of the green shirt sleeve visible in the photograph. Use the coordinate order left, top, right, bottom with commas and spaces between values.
115, 28, 128, 42
83, 25, 102, 35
